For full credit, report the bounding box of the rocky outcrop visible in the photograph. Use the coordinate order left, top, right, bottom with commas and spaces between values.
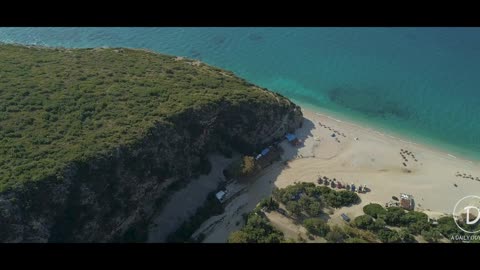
0, 93, 302, 242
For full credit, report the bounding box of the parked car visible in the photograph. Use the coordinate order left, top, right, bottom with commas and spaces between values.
341, 213, 351, 222
277, 208, 287, 216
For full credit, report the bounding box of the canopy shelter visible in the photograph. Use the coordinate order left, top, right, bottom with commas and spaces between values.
285, 133, 297, 142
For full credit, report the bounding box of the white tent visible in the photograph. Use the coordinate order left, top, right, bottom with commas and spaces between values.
216, 190, 226, 202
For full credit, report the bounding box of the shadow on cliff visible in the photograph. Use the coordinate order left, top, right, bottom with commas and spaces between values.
241, 116, 316, 204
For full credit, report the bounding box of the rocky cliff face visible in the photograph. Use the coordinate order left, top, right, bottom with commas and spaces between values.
0, 94, 302, 242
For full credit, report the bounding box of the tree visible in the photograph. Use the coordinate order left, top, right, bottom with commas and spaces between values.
407, 220, 431, 235
437, 216, 462, 239
306, 201, 323, 217
305, 186, 322, 198
353, 215, 375, 230
372, 218, 387, 231
337, 190, 361, 205
398, 228, 416, 243
298, 196, 313, 210
303, 218, 330, 237
324, 190, 360, 208
342, 225, 378, 243
422, 229, 442, 243
377, 229, 402, 243
240, 156, 257, 176
402, 211, 428, 224
230, 214, 285, 243
286, 201, 302, 217
228, 231, 249, 243
325, 225, 346, 243
272, 188, 282, 202
384, 207, 406, 226
258, 197, 279, 211
345, 237, 369, 243
363, 203, 387, 218
315, 186, 333, 195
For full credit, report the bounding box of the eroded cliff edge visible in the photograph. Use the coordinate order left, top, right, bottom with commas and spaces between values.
0, 45, 302, 242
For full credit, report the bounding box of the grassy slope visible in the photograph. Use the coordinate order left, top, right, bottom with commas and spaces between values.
0, 44, 290, 192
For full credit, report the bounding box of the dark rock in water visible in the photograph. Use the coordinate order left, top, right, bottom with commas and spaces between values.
189, 49, 202, 58
327, 87, 411, 120
212, 35, 226, 45
248, 33, 264, 42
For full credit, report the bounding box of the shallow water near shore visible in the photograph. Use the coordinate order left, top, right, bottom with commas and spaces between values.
1, 27, 479, 160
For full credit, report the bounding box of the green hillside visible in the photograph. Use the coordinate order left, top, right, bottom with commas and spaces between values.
0, 44, 291, 192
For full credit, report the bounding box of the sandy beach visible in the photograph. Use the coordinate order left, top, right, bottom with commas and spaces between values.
194, 108, 480, 242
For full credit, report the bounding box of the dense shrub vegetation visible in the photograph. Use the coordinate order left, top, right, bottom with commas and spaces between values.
362, 203, 387, 218
224, 156, 258, 179
357, 203, 480, 243
303, 218, 330, 237
272, 182, 360, 217
228, 212, 284, 243
0, 44, 294, 192
228, 183, 475, 243
258, 197, 279, 211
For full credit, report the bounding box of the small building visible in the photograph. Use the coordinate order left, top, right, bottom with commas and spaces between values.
400, 193, 414, 210
216, 190, 226, 203
285, 133, 300, 146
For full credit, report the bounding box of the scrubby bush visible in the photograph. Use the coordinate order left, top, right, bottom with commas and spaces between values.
342, 225, 379, 243
398, 228, 416, 243
228, 231, 249, 243
286, 201, 302, 217
303, 218, 330, 237
228, 214, 284, 243
422, 229, 442, 243
324, 190, 360, 208
272, 183, 359, 222
437, 216, 462, 239
407, 219, 431, 235
325, 225, 347, 243
258, 197, 279, 211
377, 229, 402, 243
240, 156, 257, 176
363, 203, 387, 218
384, 207, 407, 226
353, 215, 375, 230
345, 237, 369, 243
306, 201, 323, 217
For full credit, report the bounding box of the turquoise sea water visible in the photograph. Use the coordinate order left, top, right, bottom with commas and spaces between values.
1, 27, 479, 160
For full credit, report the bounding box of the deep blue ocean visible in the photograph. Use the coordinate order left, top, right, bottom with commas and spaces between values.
1, 27, 479, 160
